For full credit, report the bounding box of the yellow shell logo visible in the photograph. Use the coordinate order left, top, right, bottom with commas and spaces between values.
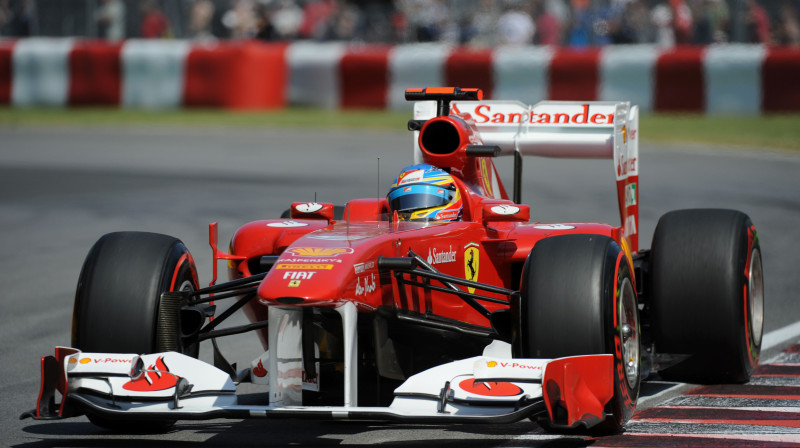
487, 361, 497, 368
287, 247, 352, 257
464, 244, 480, 293
80, 358, 91, 364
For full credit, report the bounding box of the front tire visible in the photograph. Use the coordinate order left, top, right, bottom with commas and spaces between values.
514, 234, 640, 433
650, 209, 764, 383
72, 231, 200, 431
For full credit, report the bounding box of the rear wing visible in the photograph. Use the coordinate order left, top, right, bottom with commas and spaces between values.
413, 99, 640, 251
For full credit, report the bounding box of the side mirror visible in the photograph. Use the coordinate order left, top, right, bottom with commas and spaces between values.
482, 203, 530, 224
290, 202, 336, 223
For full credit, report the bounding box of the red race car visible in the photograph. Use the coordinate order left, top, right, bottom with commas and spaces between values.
23, 87, 764, 434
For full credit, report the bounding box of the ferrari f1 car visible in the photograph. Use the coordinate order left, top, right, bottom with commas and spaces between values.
23, 87, 764, 434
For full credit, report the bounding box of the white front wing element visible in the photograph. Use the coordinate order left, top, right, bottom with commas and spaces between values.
59, 349, 562, 422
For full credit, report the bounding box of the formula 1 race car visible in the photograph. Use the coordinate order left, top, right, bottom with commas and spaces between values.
23, 87, 764, 434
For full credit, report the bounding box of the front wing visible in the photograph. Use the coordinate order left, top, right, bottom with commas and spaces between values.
23, 348, 615, 429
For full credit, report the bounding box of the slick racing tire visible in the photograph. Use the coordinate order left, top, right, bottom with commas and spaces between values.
650, 209, 764, 384
72, 232, 200, 432
514, 234, 640, 434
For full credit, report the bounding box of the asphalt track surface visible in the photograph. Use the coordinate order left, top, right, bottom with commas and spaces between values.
2, 124, 800, 447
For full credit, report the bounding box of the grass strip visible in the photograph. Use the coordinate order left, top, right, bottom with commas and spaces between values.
1, 107, 798, 151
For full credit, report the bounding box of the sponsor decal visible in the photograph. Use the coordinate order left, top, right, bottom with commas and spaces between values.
398, 169, 424, 185
427, 245, 457, 265
464, 243, 480, 293
534, 224, 576, 230
451, 103, 614, 126
486, 360, 543, 371
617, 153, 637, 179
276, 264, 333, 270
267, 221, 308, 228
490, 205, 520, 215
458, 378, 523, 397
288, 280, 301, 287
283, 271, 317, 280
355, 274, 376, 296
353, 261, 375, 274
435, 209, 460, 221
123, 356, 177, 392
286, 247, 354, 257
624, 215, 637, 238
295, 202, 323, 213
403, 186, 412, 193
625, 183, 637, 207
78, 357, 131, 364
280, 257, 342, 264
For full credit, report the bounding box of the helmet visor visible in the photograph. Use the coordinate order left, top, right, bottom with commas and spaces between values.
388, 184, 453, 213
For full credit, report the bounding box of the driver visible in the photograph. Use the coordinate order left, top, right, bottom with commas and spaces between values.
387, 163, 462, 221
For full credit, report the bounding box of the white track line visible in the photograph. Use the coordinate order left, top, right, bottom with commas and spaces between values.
636, 322, 800, 409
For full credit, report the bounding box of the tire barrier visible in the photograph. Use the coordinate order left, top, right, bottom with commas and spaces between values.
1, 39, 798, 114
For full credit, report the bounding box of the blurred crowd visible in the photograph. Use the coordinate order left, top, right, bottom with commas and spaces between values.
2, 0, 799, 47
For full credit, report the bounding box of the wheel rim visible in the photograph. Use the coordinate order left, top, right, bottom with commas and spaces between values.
749, 248, 764, 348
619, 277, 640, 390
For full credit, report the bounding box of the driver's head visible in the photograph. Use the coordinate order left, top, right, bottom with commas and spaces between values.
387, 164, 462, 221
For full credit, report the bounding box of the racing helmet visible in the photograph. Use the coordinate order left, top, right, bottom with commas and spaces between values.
387, 164, 462, 221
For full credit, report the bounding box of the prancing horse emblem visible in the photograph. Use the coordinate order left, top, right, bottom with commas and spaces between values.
464, 243, 479, 293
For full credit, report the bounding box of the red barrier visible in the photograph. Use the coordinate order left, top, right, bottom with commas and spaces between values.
340, 45, 390, 109
654, 47, 705, 112
446, 48, 493, 99
184, 41, 287, 110
762, 47, 800, 113
548, 48, 600, 101
0, 40, 14, 105
68, 40, 122, 106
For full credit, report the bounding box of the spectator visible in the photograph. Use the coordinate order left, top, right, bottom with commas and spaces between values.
610, 0, 653, 44
254, 3, 276, 41
325, 4, 361, 41
95, 0, 125, 41
567, 0, 593, 46
221, 0, 257, 39
272, 0, 304, 40
464, 0, 500, 46
775, 0, 800, 46
140, 0, 170, 38
535, 0, 564, 45
3, 0, 31, 36
706, 0, 730, 43
671, 0, 693, 44
497, 2, 535, 46
188, 0, 215, 40
745, 0, 770, 43
299, 0, 337, 40
651, 2, 675, 47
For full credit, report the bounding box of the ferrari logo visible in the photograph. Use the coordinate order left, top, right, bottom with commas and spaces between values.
464, 243, 479, 293
289, 280, 301, 287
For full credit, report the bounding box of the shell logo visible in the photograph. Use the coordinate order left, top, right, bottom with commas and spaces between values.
286, 247, 354, 257
487, 361, 498, 368
80, 358, 91, 364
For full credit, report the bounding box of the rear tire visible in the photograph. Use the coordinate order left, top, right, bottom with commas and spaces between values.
650, 209, 763, 384
514, 234, 640, 433
72, 231, 200, 431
